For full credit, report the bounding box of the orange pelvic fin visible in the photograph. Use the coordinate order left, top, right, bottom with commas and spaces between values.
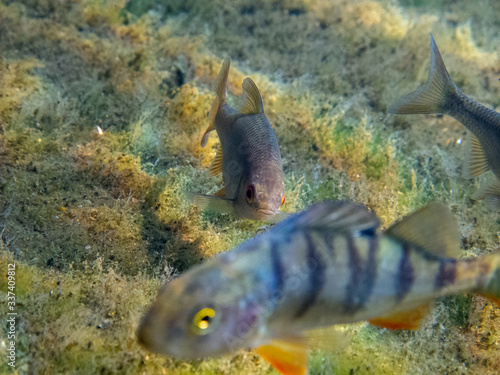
256, 337, 308, 375
369, 303, 431, 330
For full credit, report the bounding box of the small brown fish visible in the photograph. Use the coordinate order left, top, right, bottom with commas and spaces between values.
388, 35, 500, 210
137, 201, 500, 375
187, 58, 286, 221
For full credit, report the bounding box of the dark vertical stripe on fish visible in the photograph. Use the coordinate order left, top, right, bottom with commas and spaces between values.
323, 232, 335, 258
435, 259, 457, 289
396, 243, 414, 300
343, 234, 378, 313
293, 233, 326, 318
344, 234, 361, 313
363, 236, 379, 303
270, 240, 285, 300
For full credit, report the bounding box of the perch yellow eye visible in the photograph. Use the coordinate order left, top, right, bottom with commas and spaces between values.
192, 308, 216, 335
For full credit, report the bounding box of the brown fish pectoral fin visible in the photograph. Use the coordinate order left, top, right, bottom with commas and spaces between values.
256, 337, 308, 375
185, 192, 235, 215
369, 303, 431, 330
464, 132, 490, 179
209, 147, 223, 176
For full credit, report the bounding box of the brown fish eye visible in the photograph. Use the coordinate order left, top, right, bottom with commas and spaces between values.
192, 307, 217, 335
281, 194, 285, 206
246, 185, 255, 203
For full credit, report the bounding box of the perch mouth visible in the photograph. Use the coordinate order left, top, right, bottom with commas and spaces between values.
256, 208, 275, 217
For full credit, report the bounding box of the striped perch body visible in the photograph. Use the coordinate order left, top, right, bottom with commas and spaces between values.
137, 201, 500, 375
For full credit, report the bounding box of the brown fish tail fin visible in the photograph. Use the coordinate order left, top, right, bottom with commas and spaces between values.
201, 57, 230, 147
388, 34, 456, 115
472, 179, 500, 212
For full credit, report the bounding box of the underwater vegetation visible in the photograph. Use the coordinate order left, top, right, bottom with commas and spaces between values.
0, 0, 499, 374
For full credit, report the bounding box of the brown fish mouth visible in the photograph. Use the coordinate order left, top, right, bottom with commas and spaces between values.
257, 208, 275, 216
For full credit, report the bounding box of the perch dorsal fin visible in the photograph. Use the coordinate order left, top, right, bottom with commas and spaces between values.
238, 78, 264, 115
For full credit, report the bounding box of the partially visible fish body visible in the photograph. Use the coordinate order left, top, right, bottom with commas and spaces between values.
137, 201, 500, 375
189, 58, 286, 221
388, 35, 500, 210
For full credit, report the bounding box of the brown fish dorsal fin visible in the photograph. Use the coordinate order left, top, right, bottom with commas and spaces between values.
256, 337, 308, 375
386, 203, 460, 258
472, 179, 500, 212
201, 58, 230, 147
209, 146, 223, 176
464, 131, 490, 179
238, 78, 264, 115
369, 303, 431, 330
213, 187, 225, 197
280, 201, 379, 236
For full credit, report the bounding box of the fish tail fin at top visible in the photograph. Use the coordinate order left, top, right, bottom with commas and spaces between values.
201, 57, 231, 147
388, 34, 457, 115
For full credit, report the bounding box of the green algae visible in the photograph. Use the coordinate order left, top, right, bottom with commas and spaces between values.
1, 0, 500, 374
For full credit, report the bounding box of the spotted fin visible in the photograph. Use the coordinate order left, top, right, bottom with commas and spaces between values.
209, 147, 223, 176
472, 179, 500, 212
185, 192, 234, 214
201, 58, 230, 147
388, 34, 456, 115
274, 201, 380, 236
369, 303, 431, 330
464, 132, 490, 179
385, 203, 460, 258
238, 78, 264, 115
256, 337, 308, 375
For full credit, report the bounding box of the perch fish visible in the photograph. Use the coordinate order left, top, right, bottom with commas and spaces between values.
187, 57, 286, 221
389, 34, 500, 210
138, 201, 500, 375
